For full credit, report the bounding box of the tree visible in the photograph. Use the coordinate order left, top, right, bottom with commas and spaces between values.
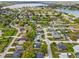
22, 51, 36, 58
32, 16, 36, 20
23, 41, 31, 50
28, 22, 36, 29
40, 42, 47, 55
19, 21, 25, 26
74, 18, 79, 24
26, 29, 36, 40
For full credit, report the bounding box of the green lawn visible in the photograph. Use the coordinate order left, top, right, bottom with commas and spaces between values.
0, 41, 8, 52
48, 37, 53, 41
0, 37, 12, 53
0, 23, 5, 28
64, 43, 74, 52
8, 48, 16, 52
5, 54, 13, 58
51, 42, 59, 58
3, 28, 17, 36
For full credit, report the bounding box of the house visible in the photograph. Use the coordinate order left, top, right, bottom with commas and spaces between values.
36, 53, 44, 58
73, 45, 79, 52
57, 43, 67, 51
13, 49, 23, 58
34, 34, 41, 42
0, 30, 3, 37
52, 31, 61, 39
75, 52, 79, 58
36, 25, 43, 33
59, 53, 68, 58
36, 28, 43, 33
17, 14, 24, 19
34, 42, 41, 49
19, 27, 25, 31
17, 37, 27, 44
77, 34, 79, 39
16, 45, 23, 50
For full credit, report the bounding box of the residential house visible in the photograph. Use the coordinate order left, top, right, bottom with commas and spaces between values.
52, 31, 61, 39
59, 53, 69, 58
36, 53, 44, 58
75, 52, 79, 58
12, 49, 23, 58
34, 42, 41, 49
0, 30, 3, 37
17, 37, 27, 45
73, 45, 79, 52
57, 43, 67, 51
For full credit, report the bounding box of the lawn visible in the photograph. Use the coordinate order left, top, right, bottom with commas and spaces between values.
47, 33, 52, 36
51, 42, 59, 58
48, 37, 53, 41
5, 54, 13, 58
0, 23, 5, 28
0, 41, 8, 52
2, 28, 17, 36
64, 43, 74, 52
0, 37, 12, 53
8, 48, 16, 52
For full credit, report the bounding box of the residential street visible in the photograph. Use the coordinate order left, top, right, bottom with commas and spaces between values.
0, 20, 20, 58
43, 28, 52, 58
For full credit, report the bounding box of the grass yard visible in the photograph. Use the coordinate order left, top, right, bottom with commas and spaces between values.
8, 48, 16, 52
48, 37, 53, 41
64, 43, 74, 52
47, 33, 52, 36
3, 28, 17, 36
0, 37, 12, 53
51, 42, 59, 58
5, 54, 13, 58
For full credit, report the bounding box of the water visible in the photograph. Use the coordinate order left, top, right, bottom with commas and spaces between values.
57, 9, 79, 17
2, 3, 47, 9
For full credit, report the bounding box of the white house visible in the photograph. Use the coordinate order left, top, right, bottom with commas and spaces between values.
73, 45, 79, 52
59, 53, 68, 58
0, 30, 3, 37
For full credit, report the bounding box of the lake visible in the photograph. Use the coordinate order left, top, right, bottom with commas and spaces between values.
2, 3, 48, 9
57, 9, 79, 17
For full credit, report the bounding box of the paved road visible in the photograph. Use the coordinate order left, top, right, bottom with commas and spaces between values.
0, 21, 20, 58
43, 27, 79, 58
43, 28, 52, 58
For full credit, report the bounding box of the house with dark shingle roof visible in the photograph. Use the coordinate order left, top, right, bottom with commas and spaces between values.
34, 42, 41, 49
13, 49, 23, 58
75, 52, 79, 58
57, 43, 67, 51
36, 53, 44, 58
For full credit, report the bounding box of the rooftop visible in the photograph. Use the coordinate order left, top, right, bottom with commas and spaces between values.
59, 53, 68, 58
36, 53, 44, 58
17, 37, 27, 41
73, 45, 79, 52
